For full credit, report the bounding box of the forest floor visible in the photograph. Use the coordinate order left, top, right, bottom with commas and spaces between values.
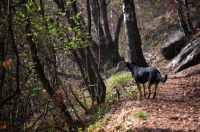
93, 64, 200, 132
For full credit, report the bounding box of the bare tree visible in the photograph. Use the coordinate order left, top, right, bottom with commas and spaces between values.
122, 0, 148, 67
0, 0, 21, 107
175, 0, 190, 36
90, 0, 122, 66
25, 19, 78, 131
184, 0, 195, 32
113, 13, 124, 65
100, 0, 113, 49
53, 0, 107, 105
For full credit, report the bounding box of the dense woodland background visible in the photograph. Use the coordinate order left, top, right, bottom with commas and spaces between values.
0, 0, 200, 131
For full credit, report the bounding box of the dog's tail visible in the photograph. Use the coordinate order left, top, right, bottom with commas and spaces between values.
157, 73, 167, 83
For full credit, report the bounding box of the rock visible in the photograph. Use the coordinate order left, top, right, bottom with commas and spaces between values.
116, 61, 127, 73
160, 30, 187, 60
100, 72, 106, 79
165, 38, 200, 73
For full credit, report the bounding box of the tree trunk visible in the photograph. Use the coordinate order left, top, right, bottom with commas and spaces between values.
78, 48, 97, 104
90, 0, 107, 64
113, 13, 124, 65
0, 1, 7, 106
0, 41, 5, 105
25, 19, 76, 131
122, 0, 148, 67
91, 0, 122, 66
90, 0, 116, 67
87, 0, 106, 104
100, 0, 113, 49
70, 49, 96, 105
184, 0, 195, 32
54, 0, 107, 105
175, 0, 190, 36
0, 0, 21, 107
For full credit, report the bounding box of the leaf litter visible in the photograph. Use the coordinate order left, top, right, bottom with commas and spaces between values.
92, 64, 200, 132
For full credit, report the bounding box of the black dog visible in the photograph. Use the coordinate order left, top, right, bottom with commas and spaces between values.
126, 62, 167, 99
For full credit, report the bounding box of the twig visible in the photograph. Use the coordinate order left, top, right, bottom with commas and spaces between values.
35, 98, 51, 131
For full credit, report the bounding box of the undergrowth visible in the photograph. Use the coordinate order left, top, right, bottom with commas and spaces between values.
85, 71, 137, 131
105, 71, 136, 100
133, 110, 148, 119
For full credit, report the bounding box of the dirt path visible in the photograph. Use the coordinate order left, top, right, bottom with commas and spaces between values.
101, 65, 200, 132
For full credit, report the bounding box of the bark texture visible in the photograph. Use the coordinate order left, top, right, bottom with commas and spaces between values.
122, 0, 148, 67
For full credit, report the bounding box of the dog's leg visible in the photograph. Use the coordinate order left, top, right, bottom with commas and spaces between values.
142, 84, 146, 98
136, 83, 142, 98
147, 84, 152, 99
153, 82, 159, 98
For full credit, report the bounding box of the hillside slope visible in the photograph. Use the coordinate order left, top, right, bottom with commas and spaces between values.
89, 64, 200, 132
86, 1, 200, 131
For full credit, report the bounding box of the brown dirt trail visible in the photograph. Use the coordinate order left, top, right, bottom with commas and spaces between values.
101, 65, 200, 132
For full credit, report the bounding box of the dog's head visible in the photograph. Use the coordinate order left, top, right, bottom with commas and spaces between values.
130, 61, 137, 66
116, 61, 138, 73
